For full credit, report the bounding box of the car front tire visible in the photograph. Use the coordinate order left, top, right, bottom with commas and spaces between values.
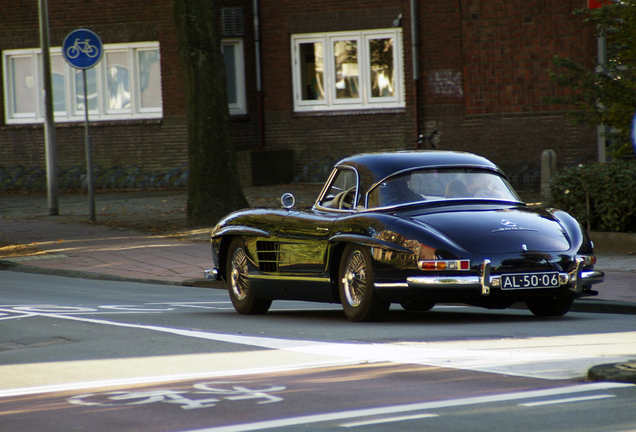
339, 244, 390, 322
227, 237, 272, 315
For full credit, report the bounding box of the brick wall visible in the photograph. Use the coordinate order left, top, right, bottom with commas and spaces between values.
0, 0, 601, 187
256, 0, 598, 175
0, 0, 259, 177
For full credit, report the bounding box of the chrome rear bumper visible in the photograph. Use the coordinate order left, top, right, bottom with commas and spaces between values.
385, 259, 605, 295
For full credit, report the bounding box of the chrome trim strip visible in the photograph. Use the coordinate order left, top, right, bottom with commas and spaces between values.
249, 274, 330, 283
375, 282, 409, 288
406, 275, 482, 289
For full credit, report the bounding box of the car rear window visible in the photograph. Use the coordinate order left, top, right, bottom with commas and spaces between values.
367, 168, 520, 208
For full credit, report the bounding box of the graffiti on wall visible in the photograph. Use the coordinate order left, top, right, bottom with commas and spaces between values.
429, 70, 463, 97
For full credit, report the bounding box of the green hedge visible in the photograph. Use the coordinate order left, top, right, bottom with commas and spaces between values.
550, 160, 636, 233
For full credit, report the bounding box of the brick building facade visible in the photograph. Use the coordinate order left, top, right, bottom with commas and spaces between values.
0, 0, 598, 188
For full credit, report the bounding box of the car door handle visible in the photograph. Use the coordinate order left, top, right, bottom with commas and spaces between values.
316, 227, 330, 232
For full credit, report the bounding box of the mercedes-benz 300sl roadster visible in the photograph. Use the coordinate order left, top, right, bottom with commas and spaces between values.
206, 151, 604, 321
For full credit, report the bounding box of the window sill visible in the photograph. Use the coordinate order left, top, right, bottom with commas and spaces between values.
292, 107, 406, 118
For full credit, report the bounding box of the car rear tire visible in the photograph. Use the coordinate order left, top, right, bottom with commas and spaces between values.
339, 244, 390, 322
227, 237, 272, 315
526, 295, 573, 317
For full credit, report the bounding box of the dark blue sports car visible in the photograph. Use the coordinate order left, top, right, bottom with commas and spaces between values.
206, 150, 604, 321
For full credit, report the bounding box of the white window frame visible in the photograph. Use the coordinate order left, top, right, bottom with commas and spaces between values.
104, 48, 132, 115
222, 38, 247, 115
291, 28, 404, 113
4, 53, 38, 120
2, 42, 162, 125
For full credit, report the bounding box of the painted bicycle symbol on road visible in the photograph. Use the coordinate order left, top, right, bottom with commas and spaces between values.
65, 39, 99, 59
68, 382, 287, 410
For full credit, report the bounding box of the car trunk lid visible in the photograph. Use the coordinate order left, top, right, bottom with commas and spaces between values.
409, 207, 571, 253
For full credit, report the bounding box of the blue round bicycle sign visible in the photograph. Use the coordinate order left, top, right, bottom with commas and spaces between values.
62, 28, 103, 69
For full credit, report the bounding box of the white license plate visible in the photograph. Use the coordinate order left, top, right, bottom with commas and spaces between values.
500, 272, 560, 290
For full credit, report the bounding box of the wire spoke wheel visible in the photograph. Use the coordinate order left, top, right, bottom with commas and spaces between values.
226, 237, 272, 315
230, 247, 249, 301
338, 244, 389, 322
343, 250, 366, 307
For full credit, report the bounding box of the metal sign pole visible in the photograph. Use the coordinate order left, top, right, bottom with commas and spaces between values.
63, 28, 102, 222
38, 0, 58, 216
83, 69, 96, 222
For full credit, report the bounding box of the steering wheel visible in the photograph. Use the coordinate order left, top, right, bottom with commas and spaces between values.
337, 187, 357, 210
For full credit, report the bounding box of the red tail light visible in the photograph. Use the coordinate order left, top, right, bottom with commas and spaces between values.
418, 259, 471, 271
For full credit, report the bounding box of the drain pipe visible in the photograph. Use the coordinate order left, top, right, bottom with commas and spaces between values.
254, 0, 265, 149
410, 0, 420, 145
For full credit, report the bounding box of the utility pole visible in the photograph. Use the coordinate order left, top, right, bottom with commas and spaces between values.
38, 0, 58, 215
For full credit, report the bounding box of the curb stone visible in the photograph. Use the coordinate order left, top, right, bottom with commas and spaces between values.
0, 259, 227, 289
588, 360, 636, 384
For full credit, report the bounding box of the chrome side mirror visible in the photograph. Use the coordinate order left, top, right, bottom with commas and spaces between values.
281, 193, 296, 209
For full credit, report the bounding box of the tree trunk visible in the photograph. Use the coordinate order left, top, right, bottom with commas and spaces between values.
173, 0, 250, 227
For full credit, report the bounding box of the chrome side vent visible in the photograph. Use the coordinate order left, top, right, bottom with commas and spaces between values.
256, 241, 279, 272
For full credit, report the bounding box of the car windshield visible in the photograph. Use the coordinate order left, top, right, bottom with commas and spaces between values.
367, 168, 520, 208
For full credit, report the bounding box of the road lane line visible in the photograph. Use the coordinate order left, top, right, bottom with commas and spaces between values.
180, 383, 634, 432
339, 413, 439, 427
518, 394, 617, 407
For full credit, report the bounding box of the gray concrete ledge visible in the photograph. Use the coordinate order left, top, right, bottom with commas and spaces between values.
591, 231, 636, 255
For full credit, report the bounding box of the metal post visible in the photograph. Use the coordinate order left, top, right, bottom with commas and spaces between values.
83, 69, 96, 222
410, 0, 420, 141
38, 0, 58, 215
541, 149, 557, 206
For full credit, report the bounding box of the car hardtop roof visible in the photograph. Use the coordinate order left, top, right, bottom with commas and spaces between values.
335, 150, 503, 186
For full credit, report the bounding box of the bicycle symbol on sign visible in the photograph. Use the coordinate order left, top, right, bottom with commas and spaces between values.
65, 39, 99, 59
67, 381, 287, 411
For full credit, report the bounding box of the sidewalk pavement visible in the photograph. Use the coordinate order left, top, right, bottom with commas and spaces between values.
1, 188, 635, 383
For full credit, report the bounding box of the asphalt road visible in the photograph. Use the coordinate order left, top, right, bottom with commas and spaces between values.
1, 272, 635, 432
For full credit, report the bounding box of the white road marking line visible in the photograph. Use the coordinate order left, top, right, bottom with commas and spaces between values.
518, 394, 617, 407
0, 313, 39, 320
180, 383, 633, 432
3, 310, 634, 381
339, 413, 439, 427
0, 308, 40, 320
0, 307, 163, 317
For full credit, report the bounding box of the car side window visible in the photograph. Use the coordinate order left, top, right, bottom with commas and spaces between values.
319, 168, 359, 210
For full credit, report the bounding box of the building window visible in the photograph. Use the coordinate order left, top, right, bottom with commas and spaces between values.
223, 38, 246, 115
292, 29, 404, 112
2, 42, 162, 125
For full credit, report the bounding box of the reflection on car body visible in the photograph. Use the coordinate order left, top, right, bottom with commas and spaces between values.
207, 150, 604, 322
